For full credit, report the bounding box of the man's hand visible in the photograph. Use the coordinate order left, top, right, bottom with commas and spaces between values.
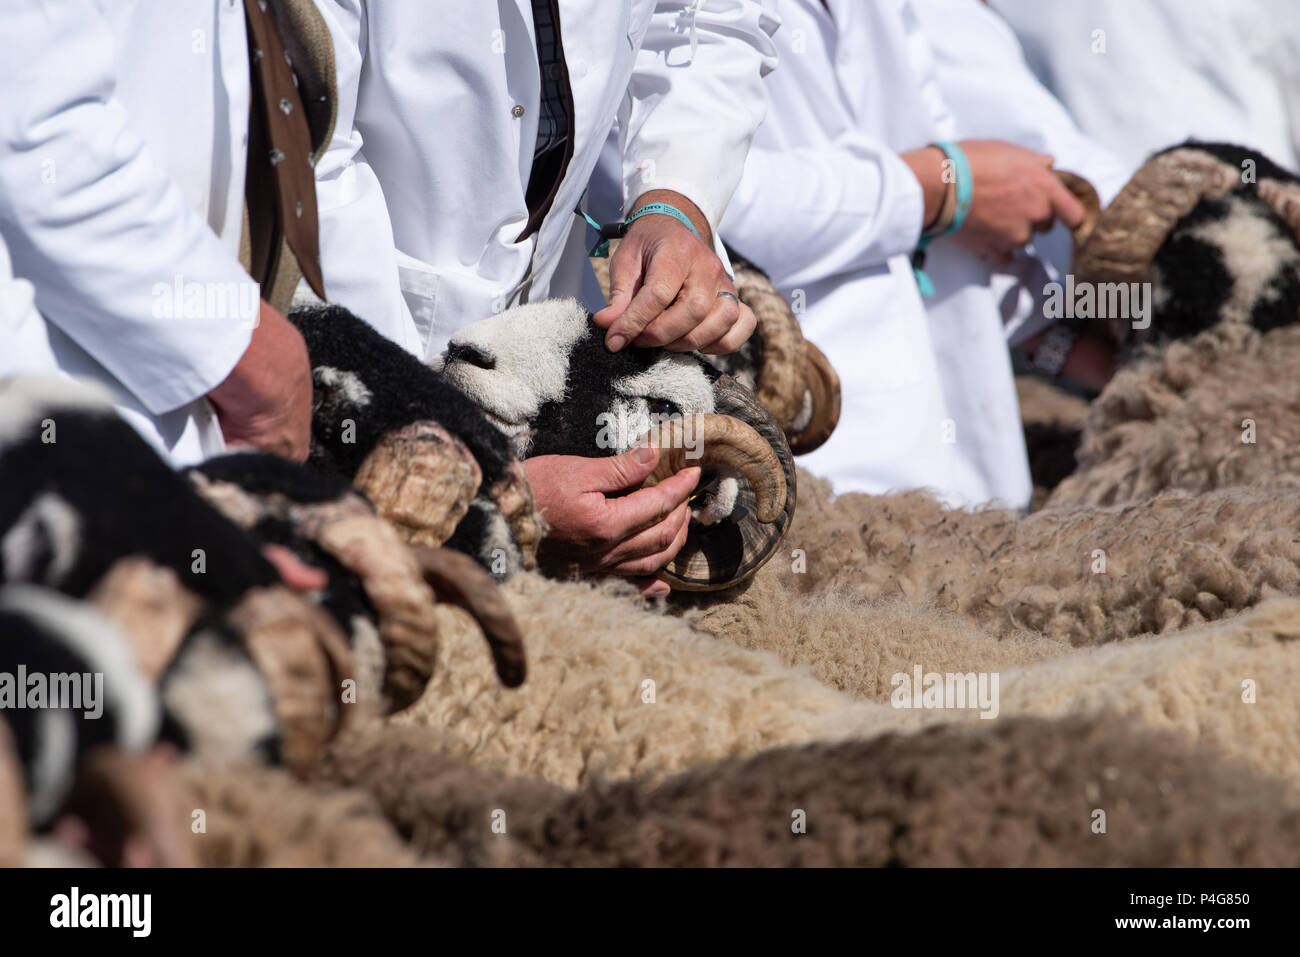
593, 190, 756, 356
903, 140, 1086, 265
525, 444, 701, 598
1024, 325, 1117, 394
207, 302, 314, 461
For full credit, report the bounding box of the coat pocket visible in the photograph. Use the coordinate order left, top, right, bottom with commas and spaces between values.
394, 250, 441, 357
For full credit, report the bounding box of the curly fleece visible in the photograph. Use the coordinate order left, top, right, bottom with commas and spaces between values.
187, 713, 1300, 867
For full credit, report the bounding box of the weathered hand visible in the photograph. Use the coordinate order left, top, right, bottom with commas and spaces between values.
207, 302, 314, 462
524, 444, 701, 597
904, 140, 1086, 265
593, 191, 755, 356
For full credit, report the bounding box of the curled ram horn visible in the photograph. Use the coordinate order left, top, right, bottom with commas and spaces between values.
728, 256, 843, 456
352, 420, 482, 549
226, 586, 356, 775
187, 466, 439, 714
1072, 146, 1241, 292
591, 240, 842, 455
635, 378, 797, 591
416, 546, 527, 687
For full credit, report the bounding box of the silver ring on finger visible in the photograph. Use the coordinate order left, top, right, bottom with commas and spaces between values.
716, 291, 740, 304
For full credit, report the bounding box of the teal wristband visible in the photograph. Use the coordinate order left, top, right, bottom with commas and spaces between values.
624, 202, 703, 241
912, 141, 973, 296
578, 202, 704, 258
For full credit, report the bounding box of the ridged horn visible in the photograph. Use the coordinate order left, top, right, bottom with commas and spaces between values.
1073, 147, 1240, 287
637, 376, 796, 591
787, 340, 841, 455
730, 256, 842, 454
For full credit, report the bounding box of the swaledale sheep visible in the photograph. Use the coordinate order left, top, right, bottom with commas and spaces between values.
178, 713, 1300, 867
0, 376, 519, 780
0, 377, 309, 769
437, 299, 799, 591
289, 300, 543, 576
1018, 144, 1300, 503
1072, 142, 1300, 351
589, 241, 842, 456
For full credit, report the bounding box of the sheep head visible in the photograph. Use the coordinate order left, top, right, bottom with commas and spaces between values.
289, 300, 541, 577
0, 376, 362, 774
1064, 142, 1300, 351
590, 243, 842, 455
188, 453, 527, 702
434, 299, 797, 591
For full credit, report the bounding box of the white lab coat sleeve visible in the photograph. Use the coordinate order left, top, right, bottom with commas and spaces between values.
310, 0, 421, 354
914, 0, 1130, 203
721, 134, 925, 291
0, 0, 256, 416
619, 1, 781, 236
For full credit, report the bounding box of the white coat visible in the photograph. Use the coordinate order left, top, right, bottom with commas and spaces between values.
723, 0, 1050, 509
0, 0, 257, 465
0, 236, 57, 379
312, 0, 779, 362
991, 0, 1300, 174
912, 0, 1131, 347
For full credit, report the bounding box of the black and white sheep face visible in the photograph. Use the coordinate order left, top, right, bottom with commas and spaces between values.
0, 585, 160, 827
434, 298, 717, 460
435, 300, 798, 592
1085, 142, 1300, 349
1149, 190, 1300, 339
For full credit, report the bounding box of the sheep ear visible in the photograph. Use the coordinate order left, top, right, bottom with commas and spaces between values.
416, 547, 526, 688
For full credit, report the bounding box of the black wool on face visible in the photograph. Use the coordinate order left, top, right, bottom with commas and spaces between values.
1144, 141, 1300, 341
525, 326, 688, 459
187, 453, 378, 644
0, 407, 278, 604
195, 451, 356, 504
289, 304, 514, 486
1150, 189, 1300, 340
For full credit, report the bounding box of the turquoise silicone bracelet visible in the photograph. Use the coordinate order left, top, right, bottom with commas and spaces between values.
912, 140, 974, 296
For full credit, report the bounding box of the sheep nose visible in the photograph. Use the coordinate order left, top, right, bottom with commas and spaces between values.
444, 341, 496, 370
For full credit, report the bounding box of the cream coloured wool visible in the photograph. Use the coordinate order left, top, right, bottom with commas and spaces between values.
399, 567, 1300, 794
